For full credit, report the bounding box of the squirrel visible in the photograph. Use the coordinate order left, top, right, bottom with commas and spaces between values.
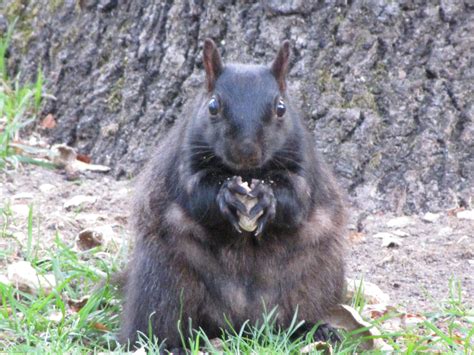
119, 39, 347, 349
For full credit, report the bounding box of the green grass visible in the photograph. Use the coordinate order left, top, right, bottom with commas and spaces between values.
1, 204, 472, 353
0, 209, 123, 352
0, 207, 120, 352
0, 20, 44, 169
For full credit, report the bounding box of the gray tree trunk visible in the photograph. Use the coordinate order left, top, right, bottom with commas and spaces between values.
2, 0, 473, 213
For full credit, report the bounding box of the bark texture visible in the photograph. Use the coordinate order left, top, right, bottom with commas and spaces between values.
2, 0, 473, 213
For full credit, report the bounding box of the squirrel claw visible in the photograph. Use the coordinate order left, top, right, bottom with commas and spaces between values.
217, 176, 249, 231
248, 181, 276, 236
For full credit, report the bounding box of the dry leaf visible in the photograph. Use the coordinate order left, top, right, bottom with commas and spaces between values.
39, 183, 56, 193
456, 210, 474, 220
51, 144, 77, 166
392, 229, 409, 237
76, 154, 92, 164
73, 160, 111, 172
11, 204, 31, 218
7, 261, 56, 295
47, 311, 64, 322
386, 216, 413, 228
92, 322, 109, 332
76, 229, 105, 250
208, 338, 224, 352
40, 114, 56, 129
421, 212, 440, 223
381, 234, 402, 248
377, 254, 395, 266
64, 195, 97, 210
326, 304, 393, 351
67, 295, 89, 312
345, 278, 390, 305
76, 225, 118, 251
373, 232, 395, 239
75, 213, 107, 224
403, 312, 426, 326
447, 207, 464, 216
0, 274, 11, 286
348, 231, 364, 243
50, 143, 110, 173
12, 192, 34, 200
300, 341, 333, 354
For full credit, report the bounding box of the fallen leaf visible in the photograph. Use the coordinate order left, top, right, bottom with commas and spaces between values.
208, 338, 224, 351
386, 216, 413, 228
12, 192, 34, 200
362, 304, 402, 332
456, 210, 474, 221
380, 316, 403, 332
75, 213, 107, 224
373, 232, 395, 240
76, 154, 92, 164
76, 229, 104, 250
50, 144, 110, 174
66, 295, 89, 312
91, 322, 109, 332
377, 254, 395, 266
421, 212, 440, 223
50, 144, 77, 166
64, 195, 97, 210
10, 204, 31, 218
39, 183, 56, 193
47, 311, 63, 322
7, 261, 56, 295
345, 278, 390, 305
76, 225, 118, 251
403, 312, 426, 326
348, 231, 364, 243
300, 341, 333, 354
40, 114, 56, 129
364, 305, 388, 319
438, 226, 453, 236
0, 274, 11, 286
392, 229, 409, 238
73, 160, 110, 172
326, 304, 393, 351
447, 207, 464, 216
381, 234, 402, 248
1, 307, 13, 316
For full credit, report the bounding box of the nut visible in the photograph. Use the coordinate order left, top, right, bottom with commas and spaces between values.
235, 180, 263, 232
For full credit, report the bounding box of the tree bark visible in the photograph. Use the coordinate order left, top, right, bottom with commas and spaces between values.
2, 0, 473, 213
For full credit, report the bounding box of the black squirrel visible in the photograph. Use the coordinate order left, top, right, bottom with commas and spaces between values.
120, 39, 347, 349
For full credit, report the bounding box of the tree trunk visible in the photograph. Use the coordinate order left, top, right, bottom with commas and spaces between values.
2, 0, 472, 213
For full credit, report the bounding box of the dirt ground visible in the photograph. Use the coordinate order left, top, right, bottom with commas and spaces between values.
1, 165, 473, 312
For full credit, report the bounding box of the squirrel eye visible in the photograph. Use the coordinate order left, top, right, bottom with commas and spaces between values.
208, 96, 220, 115
276, 99, 286, 117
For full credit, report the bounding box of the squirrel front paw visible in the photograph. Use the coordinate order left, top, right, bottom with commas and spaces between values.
216, 176, 249, 233
248, 179, 276, 236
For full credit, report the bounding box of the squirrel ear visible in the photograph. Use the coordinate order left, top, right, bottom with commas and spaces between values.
203, 38, 223, 92
271, 40, 290, 92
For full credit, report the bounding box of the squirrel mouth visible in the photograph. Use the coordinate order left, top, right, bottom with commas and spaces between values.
223, 158, 263, 172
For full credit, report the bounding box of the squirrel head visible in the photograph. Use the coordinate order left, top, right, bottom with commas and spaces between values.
190, 39, 301, 173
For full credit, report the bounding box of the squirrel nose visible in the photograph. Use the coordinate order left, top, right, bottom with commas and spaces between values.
235, 139, 262, 165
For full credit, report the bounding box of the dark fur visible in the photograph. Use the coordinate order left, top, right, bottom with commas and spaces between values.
120, 39, 347, 349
